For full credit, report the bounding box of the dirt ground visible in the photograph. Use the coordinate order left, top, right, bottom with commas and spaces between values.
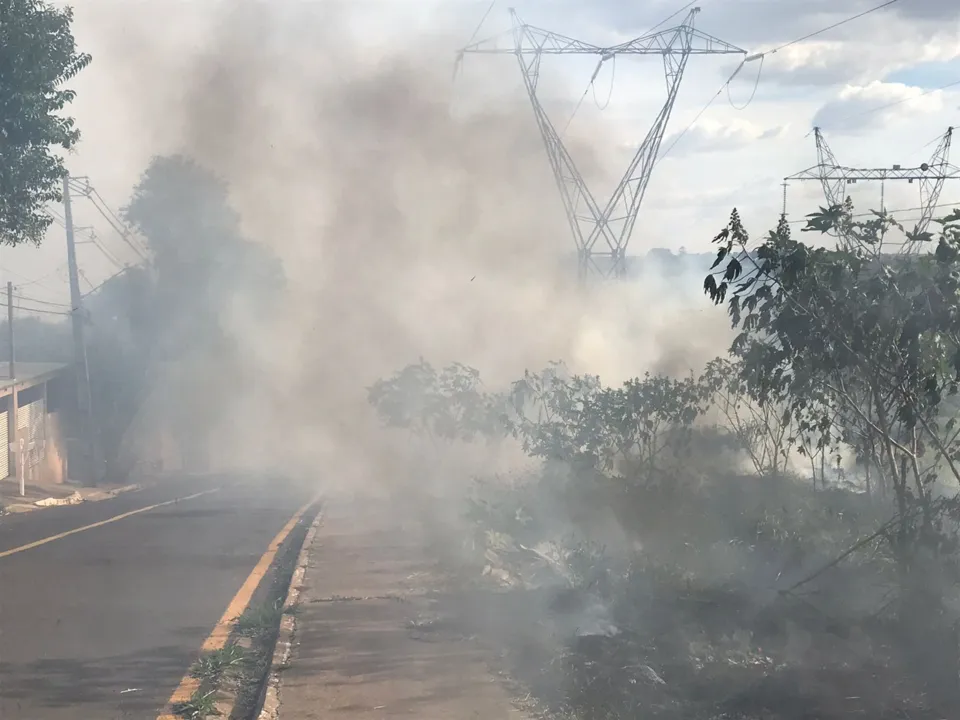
277, 497, 530, 720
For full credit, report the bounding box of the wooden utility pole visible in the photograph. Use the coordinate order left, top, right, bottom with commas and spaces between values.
7, 281, 14, 381
6, 280, 19, 494
63, 173, 96, 484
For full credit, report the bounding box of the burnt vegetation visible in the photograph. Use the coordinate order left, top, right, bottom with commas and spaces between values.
368, 203, 960, 719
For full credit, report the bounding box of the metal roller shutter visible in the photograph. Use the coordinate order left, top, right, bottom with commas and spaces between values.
16, 399, 45, 470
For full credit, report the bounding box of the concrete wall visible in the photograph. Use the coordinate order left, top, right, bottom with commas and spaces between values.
40, 410, 67, 484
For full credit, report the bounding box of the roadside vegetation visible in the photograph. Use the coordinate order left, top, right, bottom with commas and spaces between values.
368, 203, 960, 719
173, 515, 310, 720
172, 600, 290, 720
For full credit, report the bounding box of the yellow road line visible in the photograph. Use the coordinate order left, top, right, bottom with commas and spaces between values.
0, 488, 221, 560
157, 496, 320, 720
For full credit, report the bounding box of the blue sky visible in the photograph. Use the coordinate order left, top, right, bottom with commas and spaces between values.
885, 58, 960, 89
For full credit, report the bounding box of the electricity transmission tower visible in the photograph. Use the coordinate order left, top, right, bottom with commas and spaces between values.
785, 126, 959, 247
457, 8, 745, 281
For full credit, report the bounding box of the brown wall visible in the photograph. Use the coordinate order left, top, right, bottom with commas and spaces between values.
40, 410, 67, 484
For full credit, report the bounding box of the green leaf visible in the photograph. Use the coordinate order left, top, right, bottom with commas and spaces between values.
710, 247, 728, 269
0, 2, 91, 246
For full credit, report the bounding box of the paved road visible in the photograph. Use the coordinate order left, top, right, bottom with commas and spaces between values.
0, 474, 317, 719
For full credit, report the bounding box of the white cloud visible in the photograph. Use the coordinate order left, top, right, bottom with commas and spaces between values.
754, 29, 960, 87
812, 81, 946, 134
6, 0, 960, 309
657, 117, 788, 158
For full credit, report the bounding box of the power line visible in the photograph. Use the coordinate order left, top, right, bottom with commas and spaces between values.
592, 54, 616, 110
80, 228, 124, 270
465, 0, 496, 47
559, 0, 710, 138
561, 83, 593, 138
78, 268, 97, 294
89, 238, 125, 271
766, 0, 901, 56
561, 54, 618, 137
0, 266, 38, 284
785, 200, 960, 225
78, 227, 125, 271
12, 267, 64, 290
84, 189, 148, 262
64, 176, 149, 263
0, 300, 70, 317
643, 0, 701, 35
45, 208, 126, 270
657, 0, 904, 163
81, 266, 130, 299
656, 61, 749, 164
561, 0, 696, 136
459, 7, 744, 280
11, 293, 70, 309
91, 187, 149, 259
727, 55, 764, 111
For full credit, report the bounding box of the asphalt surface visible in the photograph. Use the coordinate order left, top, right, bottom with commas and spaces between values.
0, 474, 317, 719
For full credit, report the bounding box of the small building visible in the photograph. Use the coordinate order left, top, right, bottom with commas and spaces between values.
0, 362, 71, 484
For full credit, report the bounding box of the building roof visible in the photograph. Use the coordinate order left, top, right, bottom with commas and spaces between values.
0, 362, 70, 398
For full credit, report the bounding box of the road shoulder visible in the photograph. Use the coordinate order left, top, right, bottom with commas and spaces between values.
273, 497, 530, 720
0, 477, 142, 514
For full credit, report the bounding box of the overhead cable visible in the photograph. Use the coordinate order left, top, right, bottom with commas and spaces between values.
562, 0, 700, 136
656, 60, 750, 165
12, 293, 70, 309
785, 200, 960, 225
643, 0, 701, 35
0, 300, 70, 317
80, 266, 130, 299
591, 54, 616, 110
85, 188, 148, 261
13, 267, 64, 290
727, 55, 764, 111
466, 0, 496, 46
658, 0, 904, 163
765, 0, 901, 57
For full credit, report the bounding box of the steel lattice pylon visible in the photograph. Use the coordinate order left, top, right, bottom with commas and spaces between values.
457, 8, 746, 281
785, 126, 959, 248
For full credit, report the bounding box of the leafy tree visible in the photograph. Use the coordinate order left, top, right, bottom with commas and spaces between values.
84, 155, 285, 476
369, 360, 710, 482
700, 356, 795, 479
0, 1, 91, 245
84, 265, 157, 476
367, 359, 503, 442
505, 366, 708, 477
703, 203, 960, 691
368, 206, 960, 712
122, 154, 284, 359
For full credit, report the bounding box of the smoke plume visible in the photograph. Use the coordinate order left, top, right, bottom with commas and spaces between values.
80, 0, 732, 496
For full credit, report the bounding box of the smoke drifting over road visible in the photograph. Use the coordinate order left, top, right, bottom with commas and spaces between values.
50, 4, 960, 720
74, 0, 728, 488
